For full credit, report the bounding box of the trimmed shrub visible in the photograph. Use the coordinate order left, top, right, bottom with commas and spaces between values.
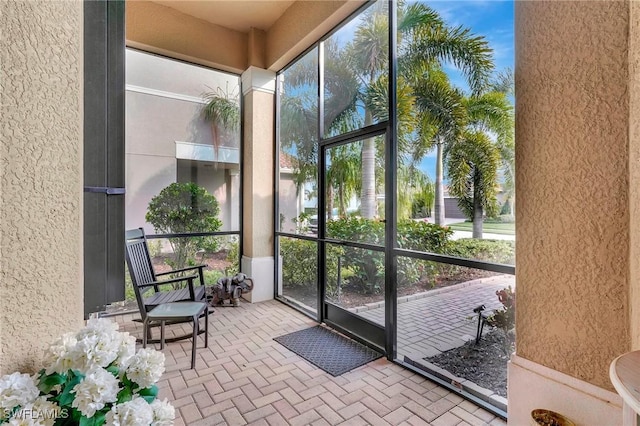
280, 238, 345, 296
448, 238, 515, 264
279, 219, 515, 298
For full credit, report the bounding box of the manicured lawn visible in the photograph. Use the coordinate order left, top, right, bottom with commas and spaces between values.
447, 221, 515, 235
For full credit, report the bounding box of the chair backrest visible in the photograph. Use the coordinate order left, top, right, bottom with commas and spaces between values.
125, 228, 159, 313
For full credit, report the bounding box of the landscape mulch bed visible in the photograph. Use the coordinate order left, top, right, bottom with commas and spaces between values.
425, 329, 513, 397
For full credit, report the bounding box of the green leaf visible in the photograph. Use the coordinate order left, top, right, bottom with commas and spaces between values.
57, 374, 83, 407
106, 366, 120, 377
137, 385, 158, 403
117, 387, 133, 404
79, 411, 106, 426
38, 372, 66, 394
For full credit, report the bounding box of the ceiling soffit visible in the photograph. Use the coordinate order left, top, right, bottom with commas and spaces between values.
151, 0, 295, 33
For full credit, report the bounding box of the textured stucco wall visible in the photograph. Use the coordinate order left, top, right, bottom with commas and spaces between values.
629, 0, 640, 350
126, 1, 248, 74
0, 0, 84, 374
516, 1, 630, 390
242, 90, 274, 258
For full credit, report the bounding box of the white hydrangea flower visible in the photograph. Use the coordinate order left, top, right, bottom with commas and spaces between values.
80, 318, 120, 336
43, 332, 78, 375
68, 334, 100, 373
0, 372, 39, 412
72, 319, 122, 372
115, 332, 136, 371
7, 417, 37, 426
125, 349, 165, 389
150, 399, 175, 426
104, 397, 154, 426
9, 396, 62, 426
71, 368, 119, 417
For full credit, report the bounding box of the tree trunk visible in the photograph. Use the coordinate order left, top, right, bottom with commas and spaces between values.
361, 137, 376, 218
327, 185, 334, 222
359, 70, 378, 219
338, 182, 346, 218
472, 170, 483, 239
434, 139, 445, 226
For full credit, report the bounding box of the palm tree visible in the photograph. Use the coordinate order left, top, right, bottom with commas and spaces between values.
447, 130, 500, 238
280, 2, 495, 224
348, 2, 494, 220
458, 79, 514, 237
488, 68, 515, 215
326, 144, 361, 218
202, 87, 240, 153
413, 66, 514, 233
414, 72, 512, 238
413, 68, 467, 225
279, 41, 361, 221
397, 165, 434, 219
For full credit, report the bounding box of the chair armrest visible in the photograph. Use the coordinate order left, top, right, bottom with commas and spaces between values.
156, 264, 207, 287
156, 264, 206, 277
139, 274, 197, 288
140, 274, 198, 300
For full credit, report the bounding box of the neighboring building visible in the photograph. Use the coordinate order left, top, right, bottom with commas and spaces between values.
126, 49, 241, 233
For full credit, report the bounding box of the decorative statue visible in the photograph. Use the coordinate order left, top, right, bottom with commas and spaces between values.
210, 273, 254, 307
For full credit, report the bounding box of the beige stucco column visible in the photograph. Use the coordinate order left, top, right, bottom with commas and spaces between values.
226, 169, 241, 231
0, 1, 84, 374
241, 66, 276, 303
508, 1, 640, 424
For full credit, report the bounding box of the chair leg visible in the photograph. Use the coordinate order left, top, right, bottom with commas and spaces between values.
143, 319, 149, 348
146, 320, 153, 342
204, 308, 209, 348
191, 314, 198, 369
160, 320, 165, 350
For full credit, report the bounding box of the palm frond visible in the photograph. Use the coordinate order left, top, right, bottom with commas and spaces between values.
408, 25, 494, 95
202, 90, 240, 131
446, 131, 500, 218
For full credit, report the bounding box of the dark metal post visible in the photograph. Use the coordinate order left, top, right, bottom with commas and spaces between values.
384, 0, 398, 361
83, 0, 125, 318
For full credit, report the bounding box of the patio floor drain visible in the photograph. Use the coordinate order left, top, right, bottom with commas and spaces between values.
274, 326, 382, 376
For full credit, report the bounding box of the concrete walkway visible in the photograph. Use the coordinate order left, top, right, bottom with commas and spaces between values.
355, 275, 515, 359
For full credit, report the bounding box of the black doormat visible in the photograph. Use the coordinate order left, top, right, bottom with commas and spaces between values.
273, 326, 382, 376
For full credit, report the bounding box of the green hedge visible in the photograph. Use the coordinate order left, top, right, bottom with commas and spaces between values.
280, 218, 515, 296
448, 238, 515, 264
280, 238, 346, 296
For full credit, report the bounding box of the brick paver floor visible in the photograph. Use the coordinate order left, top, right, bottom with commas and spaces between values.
114, 299, 507, 425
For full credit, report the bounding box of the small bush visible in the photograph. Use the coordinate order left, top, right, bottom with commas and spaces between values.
195, 236, 221, 254
225, 238, 240, 275
324, 218, 453, 293
448, 239, 515, 264
492, 214, 515, 223
203, 269, 226, 285
397, 220, 453, 253
280, 238, 345, 296
146, 182, 222, 277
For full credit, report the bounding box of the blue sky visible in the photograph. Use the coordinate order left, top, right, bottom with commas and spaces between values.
427, 0, 514, 91
418, 0, 514, 179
